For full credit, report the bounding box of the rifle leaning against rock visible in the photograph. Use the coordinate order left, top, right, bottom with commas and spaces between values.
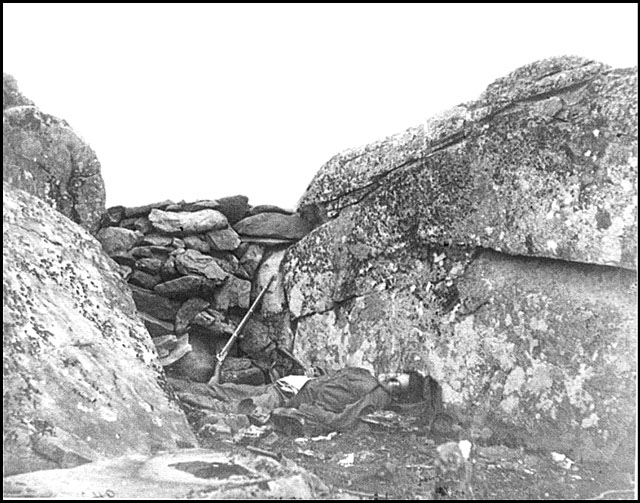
208, 276, 275, 386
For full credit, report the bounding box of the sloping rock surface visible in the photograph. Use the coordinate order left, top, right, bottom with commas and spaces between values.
282, 56, 638, 462
3, 184, 196, 477
297, 56, 637, 269
3, 73, 106, 234
2, 448, 329, 499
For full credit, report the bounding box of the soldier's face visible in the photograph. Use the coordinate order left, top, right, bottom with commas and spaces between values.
305, 366, 324, 377
378, 373, 411, 395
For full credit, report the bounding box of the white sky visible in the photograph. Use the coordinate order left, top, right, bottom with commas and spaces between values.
3, 3, 638, 209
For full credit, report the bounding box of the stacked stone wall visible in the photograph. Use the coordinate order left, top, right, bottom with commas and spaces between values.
97, 196, 315, 384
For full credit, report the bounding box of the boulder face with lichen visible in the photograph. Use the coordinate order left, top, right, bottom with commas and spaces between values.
3, 184, 197, 477
282, 56, 638, 462
3, 73, 106, 234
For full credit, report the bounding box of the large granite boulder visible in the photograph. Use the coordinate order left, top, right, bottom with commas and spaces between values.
290, 246, 637, 461
3, 73, 106, 234
3, 73, 34, 109
297, 56, 637, 269
282, 57, 638, 462
3, 184, 197, 477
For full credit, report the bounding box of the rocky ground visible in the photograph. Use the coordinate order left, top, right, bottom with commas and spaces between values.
195, 407, 636, 500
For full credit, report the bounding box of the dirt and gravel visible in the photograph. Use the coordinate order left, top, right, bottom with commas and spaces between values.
195, 407, 636, 500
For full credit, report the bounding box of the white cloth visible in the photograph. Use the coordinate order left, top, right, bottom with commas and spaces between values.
276, 375, 312, 398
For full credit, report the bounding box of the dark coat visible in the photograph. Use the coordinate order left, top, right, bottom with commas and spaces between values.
284, 367, 392, 432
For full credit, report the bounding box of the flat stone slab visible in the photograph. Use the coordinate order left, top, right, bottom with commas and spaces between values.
175, 298, 210, 335
165, 197, 249, 224
129, 270, 161, 290
212, 275, 252, 310
247, 204, 295, 216
151, 334, 178, 357
149, 209, 228, 235
134, 257, 165, 275
154, 275, 220, 298
206, 227, 241, 251
158, 334, 192, 367
215, 195, 250, 224
129, 284, 181, 321
139, 311, 174, 337
96, 227, 141, 255
183, 235, 211, 253
234, 212, 313, 241
237, 243, 265, 278
2, 448, 329, 499
101, 206, 125, 226
165, 199, 221, 212
174, 249, 228, 282
239, 236, 297, 246
191, 310, 236, 336
123, 199, 175, 218
140, 234, 174, 247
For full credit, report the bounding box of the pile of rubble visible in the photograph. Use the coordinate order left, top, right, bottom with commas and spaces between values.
97, 195, 316, 384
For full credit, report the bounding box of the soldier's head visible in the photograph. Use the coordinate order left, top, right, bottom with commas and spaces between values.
378, 370, 425, 403
305, 365, 326, 378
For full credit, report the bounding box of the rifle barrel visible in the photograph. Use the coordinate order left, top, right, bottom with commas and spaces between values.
209, 276, 275, 385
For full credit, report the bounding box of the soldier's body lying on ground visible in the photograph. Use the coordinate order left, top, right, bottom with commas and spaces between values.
170, 366, 444, 436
